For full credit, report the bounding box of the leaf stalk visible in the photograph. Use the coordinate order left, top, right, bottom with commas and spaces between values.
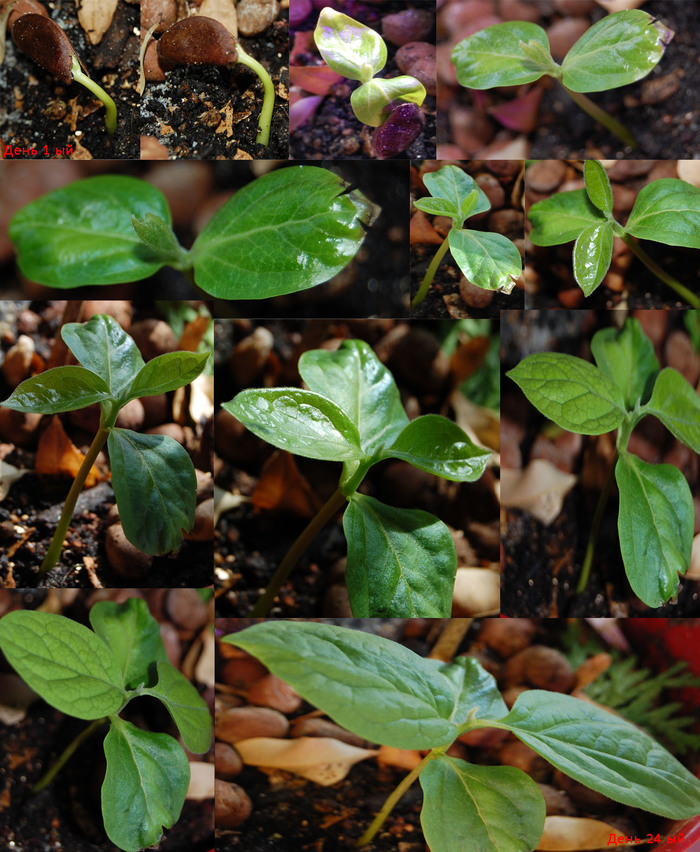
561, 84, 637, 150
576, 449, 618, 594
32, 716, 107, 792
411, 234, 451, 309
621, 233, 700, 308
235, 44, 274, 146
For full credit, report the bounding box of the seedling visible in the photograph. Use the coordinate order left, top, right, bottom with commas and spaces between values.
314, 7, 427, 158
507, 317, 700, 608
8, 168, 379, 299
223, 338, 491, 617
224, 620, 700, 851
0, 597, 212, 852
9, 12, 117, 134
528, 159, 700, 308
411, 164, 521, 308
157, 16, 275, 147
451, 10, 673, 149
0, 314, 208, 574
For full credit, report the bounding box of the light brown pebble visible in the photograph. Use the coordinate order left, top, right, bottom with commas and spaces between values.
247, 673, 302, 713
215, 742, 243, 779
146, 422, 185, 443
2, 335, 34, 386
537, 782, 577, 816
80, 301, 133, 330
185, 497, 214, 542
290, 718, 369, 748
141, 393, 169, 428
475, 172, 505, 210
459, 275, 495, 309
382, 9, 433, 46
215, 705, 289, 744
0, 408, 42, 447
140, 135, 169, 159
105, 524, 153, 578
499, 740, 550, 781
546, 17, 589, 60
498, 0, 542, 22
166, 588, 209, 631
553, 0, 596, 15
129, 318, 178, 360
142, 0, 177, 34
504, 646, 575, 693
477, 618, 537, 659
527, 160, 567, 193
487, 208, 521, 238
237, 0, 278, 36
115, 398, 145, 431
230, 326, 274, 385
215, 780, 252, 828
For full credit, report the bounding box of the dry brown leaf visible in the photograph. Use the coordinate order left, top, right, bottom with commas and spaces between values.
501, 459, 577, 525
376, 745, 422, 771
35, 416, 103, 487
235, 736, 376, 785
179, 315, 211, 352
186, 761, 215, 800
450, 336, 491, 384
451, 391, 500, 452
198, 0, 238, 39
538, 815, 644, 849
77, 0, 118, 45
251, 451, 321, 518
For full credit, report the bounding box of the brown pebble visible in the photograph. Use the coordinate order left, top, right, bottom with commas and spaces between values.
144, 39, 166, 82
2, 335, 34, 386
215, 705, 289, 744
487, 209, 522, 238
537, 782, 577, 816
553, 0, 596, 14
105, 524, 153, 578
459, 275, 494, 309
498, 0, 542, 22
140, 135, 169, 159
504, 646, 576, 693
215, 742, 242, 779
237, 0, 278, 36
475, 172, 505, 210
230, 326, 274, 386
142, 0, 177, 34
0, 408, 42, 447
129, 318, 178, 360
382, 9, 433, 46
185, 497, 214, 542
146, 422, 185, 443
499, 740, 551, 781
115, 398, 145, 431
527, 160, 567, 193
215, 780, 252, 828
477, 618, 537, 659
665, 329, 700, 386
247, 673, 302, 713
458, 727, 510, 748
558, 287, 585, 308
553, 769, 616, 812
546, 18, 589, 60
140, 393, 169, 428
166, 588, 209, 631
219, 656, 268, 689
323, 582, 353, 616
290, 718, 369, 748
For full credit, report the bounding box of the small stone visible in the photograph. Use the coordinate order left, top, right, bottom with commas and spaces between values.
2, 335, 34, 387
289, 0, 311, 26
140, 135, 169, 159
105, 524, 153, 578
475, 172, 505, 210
0, 408, 42, 447
438, 2, 496, 37
452, 568, 500, 616
185, 497, 214, 542
499, 741, 550, 781
81, 301, 133, 330
129, 319, 178, 360
459, 275, 494, 309
16, 309, 40, 335
322, 583, 353, 616
553, 0, 596, 14
230, 326, 274, 385
215, 780, 252, 828
142, 0, 177, 33
610, 183, 637, 213
665, 329, 700, 386
487, 209, 521, 238
498, 0, 542, 22
290, 718, 369, 747
504, 646, 575, 693
215, 742, 242, 779
166, 588, 209, 631
237, 0, 278, 36
196, 470, 214, 501
215, 706, 289, 744
382, 9, 433, 46
143, 39, 165, 82
527, 160, 567, 193
115, 398, 145, 431
141, 393, 169, 428
477, 618, 537, 658
394, 46, 436, 95
449, 106, 494, 155
558, 287, 585, 308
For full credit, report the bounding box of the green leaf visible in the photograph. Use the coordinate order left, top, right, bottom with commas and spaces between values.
583, 160, 613, 216
452, 21, 557, 89
1, 366, 111, 414
624, 179, 700, 249
108, 429, 196, 555
561, 10, 671, 93
141, 661, 212, 754
314, 7, 386, 83
298, 339, 408, 455
416, 165, 491, 229
500, 689, 700, 818
528, 188, 606, 245
385, 415, 490, 482
129, 351, 209, 401
223, 387, 364, 461
89, 598, 168, 691
8, 176, 174, 287
343, 493, 457, 617
191, 167, 378, 299
62, 314, 145, 404
590, 318, 659, 409
223, 621, 505, 750
0, 610, 125, 720
572, 221, 614, 296
615, 452, 693, 607
449, 228, 522, 293
507, 353, 626, 435
350, 76, 426, 127
645, 367, 700, 453
130, 213, 190, 269
420, 757, 546, 852
102, 718, 189, 852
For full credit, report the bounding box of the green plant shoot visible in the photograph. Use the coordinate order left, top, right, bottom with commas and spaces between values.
0, 314, 208, 574
224, 621, 700, 851
222, 338, 491, 617
412, 164, 522, 308
451, 10, 673, 148
0, 597, 212, 852
507, 317, 700, 608
8, 169, 379, 300
528, 160, 700, 307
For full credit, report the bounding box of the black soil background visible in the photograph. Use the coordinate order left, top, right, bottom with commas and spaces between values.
501, 309, 700, 618
0, 0, 139, 159
214, 319, 500, 618
290, 0, 436, 160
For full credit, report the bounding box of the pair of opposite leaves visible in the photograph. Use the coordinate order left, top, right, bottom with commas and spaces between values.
9, 167, 379, 299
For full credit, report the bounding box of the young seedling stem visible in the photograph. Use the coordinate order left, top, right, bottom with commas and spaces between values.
621, 233, 700, 308
576, 450, 618, 594
32, 716, 107, 793
235, 44, 274, 145
69, 54, 117, 135
562, 85, 637, 149
412, 234, 450, 308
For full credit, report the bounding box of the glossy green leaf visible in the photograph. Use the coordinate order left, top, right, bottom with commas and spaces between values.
420, 757, 546, 852
224, 621, 505, 750
624, 179, 700, 248
385, 415, 490, 482
1, 366, 111, 414
615, 452, 693, 607
528, 188, 606, 245
590, 318, 659, 409
343, 493, 456, 617
415, 165, 491, 228
645, 367, 700, 453
350, 76, 426, 127
0, 610, 125, 720
142, 661, 212, 754
129, 351, 209, 401
572, 221, 614, 296
62, 314, 145, 404
561, 10, 671, 93
448, 228, 522, 293
314, 7, 386, 83
223, 387, 364, 461
8, 176, 175, 287
102, 718, 189, 852
298, 339, 408, 455
584, 160, 613, 216
500, 689, 700, 818
108, 429, 196, 555
191, 167, 378, 299
507, 353, 626, 435
452, 21, 557, 89
89, 598, 168, 691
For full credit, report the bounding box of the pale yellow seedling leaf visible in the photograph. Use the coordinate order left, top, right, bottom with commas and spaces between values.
235, 736, 376, 785
501, 459, 577, 525
538, 815, 645, 849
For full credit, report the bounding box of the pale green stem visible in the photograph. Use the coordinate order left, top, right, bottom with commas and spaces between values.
32, 717, 107, 792
356, 751, 434, 847
411, 234, 451, 309
70, 54, 117, 135
621, 233, 700, 308
250, 487, 347, 616
40, 424, 110, 575
576, 450, 618, 594
561, 84, 637, 150
236, 44, 274, 146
